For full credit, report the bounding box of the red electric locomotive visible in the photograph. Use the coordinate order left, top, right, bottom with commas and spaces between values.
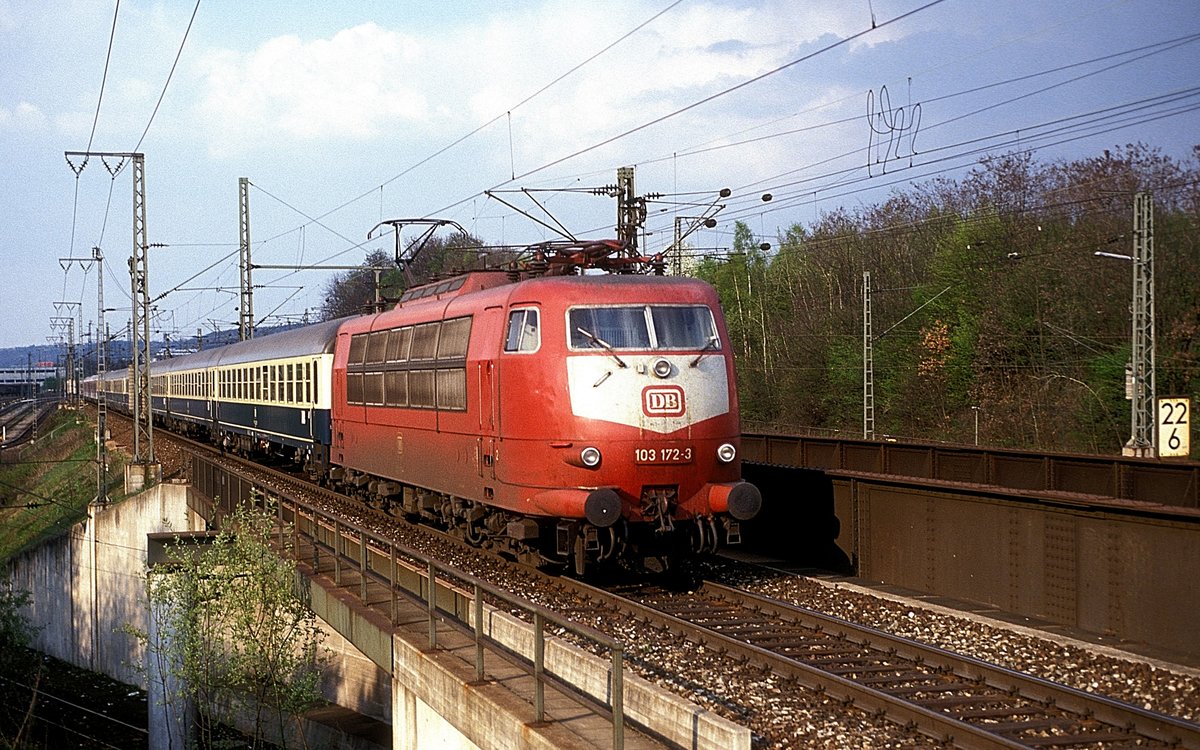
329, 242, 760, 573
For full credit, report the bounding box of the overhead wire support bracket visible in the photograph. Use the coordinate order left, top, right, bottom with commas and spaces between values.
484, 190, 577, 242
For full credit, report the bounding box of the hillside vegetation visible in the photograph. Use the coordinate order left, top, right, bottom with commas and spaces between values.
693, 145, 1199, 455
0, 409, 115, 564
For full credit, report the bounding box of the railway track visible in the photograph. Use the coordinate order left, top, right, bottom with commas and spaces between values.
181, 441, 1200, 749
601, 581, 1200, 749
0, 398, 55, 448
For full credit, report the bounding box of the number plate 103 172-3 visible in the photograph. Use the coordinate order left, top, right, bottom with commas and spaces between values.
633, 446, 693, 464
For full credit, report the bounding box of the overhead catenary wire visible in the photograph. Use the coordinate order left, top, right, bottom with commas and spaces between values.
66, 0, 120, 261
60, 1, 201, 347
650, 32, 1200, 186
255, 0, 686, 249
131, 0, 201, 153
232, 0, 954, 326
422, 0, 951, 222
700, 88, 1200, 230
77, 4, 1199, 335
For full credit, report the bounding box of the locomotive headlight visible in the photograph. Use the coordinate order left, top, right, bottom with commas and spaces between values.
580, 446, 602, 468
651, 358, 673, 379
716, 442, 737, 463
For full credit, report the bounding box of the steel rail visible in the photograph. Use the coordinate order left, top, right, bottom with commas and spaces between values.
560, 577, 1033, 750
699, 581, 1200, 749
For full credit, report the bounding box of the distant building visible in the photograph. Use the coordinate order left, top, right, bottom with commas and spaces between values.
0, 365, 60, 395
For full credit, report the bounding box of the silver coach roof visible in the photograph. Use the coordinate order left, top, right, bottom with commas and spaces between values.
149, 317, 347, 375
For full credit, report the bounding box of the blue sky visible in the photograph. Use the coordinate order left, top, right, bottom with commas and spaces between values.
1, 0, 1198, 349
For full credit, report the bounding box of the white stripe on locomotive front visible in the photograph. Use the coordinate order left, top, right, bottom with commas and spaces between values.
564, 353, 730, 434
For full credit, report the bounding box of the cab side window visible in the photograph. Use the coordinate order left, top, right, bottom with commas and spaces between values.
504, 308, 540, 352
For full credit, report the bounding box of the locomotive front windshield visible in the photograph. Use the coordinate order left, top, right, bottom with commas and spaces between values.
568, 305, 719, 351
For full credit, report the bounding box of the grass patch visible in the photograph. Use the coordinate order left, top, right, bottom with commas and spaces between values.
0, 409, 120, 565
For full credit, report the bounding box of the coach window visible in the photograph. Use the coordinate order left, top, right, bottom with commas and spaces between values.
286, 363, 294, 403
304, 362, 312, 404
504, 308, 539, 352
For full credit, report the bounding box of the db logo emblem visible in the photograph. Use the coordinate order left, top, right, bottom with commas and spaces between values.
642, 385, 686, 417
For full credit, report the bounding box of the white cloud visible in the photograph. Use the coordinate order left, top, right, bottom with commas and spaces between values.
196, 22, 428, 152
445, 1, 859, 170
190, 1, 891, 164
0, 100, 47, 130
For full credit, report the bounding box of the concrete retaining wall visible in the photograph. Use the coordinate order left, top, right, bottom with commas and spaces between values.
5, 482, 391, 747
7, 481, 203, 687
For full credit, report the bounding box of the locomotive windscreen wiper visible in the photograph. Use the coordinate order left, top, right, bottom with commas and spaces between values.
689, 336, 719, 367
575, 327, 627, 368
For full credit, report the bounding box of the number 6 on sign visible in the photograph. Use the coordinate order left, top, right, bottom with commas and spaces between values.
1157, 397, 1191, 458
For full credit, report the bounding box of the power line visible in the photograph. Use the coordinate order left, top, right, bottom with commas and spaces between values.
67, 0, 121, 261
423, 0, 950, 224
708, 89, 1200, 229
648, 31, 1200, 174
132, 0, 201, 152
85, 1, 120, 154
256, 0, 685, 249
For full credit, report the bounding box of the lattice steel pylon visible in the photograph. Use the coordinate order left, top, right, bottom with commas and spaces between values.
1126, 191, 1156, 457
66, 150, 155, 475
129, 153, 154, 467
863, 271, 876, 440
95, 246, 108, 504
238, 177, 254, 340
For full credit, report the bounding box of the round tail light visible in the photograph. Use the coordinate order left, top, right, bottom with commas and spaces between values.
580, 446, 602, 467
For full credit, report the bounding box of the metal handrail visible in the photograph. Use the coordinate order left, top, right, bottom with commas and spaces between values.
206, 460, 626, 749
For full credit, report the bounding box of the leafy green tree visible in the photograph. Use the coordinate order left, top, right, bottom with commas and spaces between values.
132, 499, 327, 748
701, 144, 1199, 453
319, 249, 403, 320
319, 232, 504, 321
